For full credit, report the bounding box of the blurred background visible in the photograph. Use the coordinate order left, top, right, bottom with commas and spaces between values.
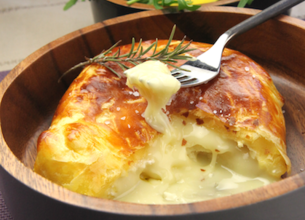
0, 0, 93, 72
1, 0, 305, 72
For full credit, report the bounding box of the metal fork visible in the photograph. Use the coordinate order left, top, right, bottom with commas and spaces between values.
172, 0, 304, 88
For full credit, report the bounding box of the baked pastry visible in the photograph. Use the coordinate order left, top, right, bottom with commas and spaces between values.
34, 40, 290, 203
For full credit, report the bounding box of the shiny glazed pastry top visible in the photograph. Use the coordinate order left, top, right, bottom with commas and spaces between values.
34, 40, 291, 201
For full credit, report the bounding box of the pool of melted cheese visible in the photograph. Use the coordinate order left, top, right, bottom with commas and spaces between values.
113, 61, 279, 204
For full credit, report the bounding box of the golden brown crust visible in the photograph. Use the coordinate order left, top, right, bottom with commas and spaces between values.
167, 41, 290, 176
171, 42, 285, 140
34, 40, 290, 198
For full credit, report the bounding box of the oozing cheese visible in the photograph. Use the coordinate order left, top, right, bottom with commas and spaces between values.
125, 61, 180, 133
117, 61, 279, 204
111, 116, 278, 204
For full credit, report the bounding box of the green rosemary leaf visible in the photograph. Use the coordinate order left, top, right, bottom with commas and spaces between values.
117, 62, 127, 71
152, 25, 176, 57
164, 59, 178, 63
163, 24, 176, 52
164, 62, 190, 71
164, 62, 180, 68
94, 40, 121, 60
60, 25, 195, 82
152, 34, 172, 57
180, 48, 196, 53
127, 38, 136, 58
171, 55, 194, 60
166, 38, 186, 56
101, 58, 120, 62
103, 64, 121, 78
176, 41, 193, 54
128, 61, 139, 66
137, 46, 144, 58
119, 53, 130, 58
172, 37, 185, 51
116, 48, 121, 58
141, 41, 157, 56
152, 38, 158, 55
151, 45, 168, 57
58, 60, 88, 82
119, 62, 131, 69
63, 0, 78, 10
132, 38, 143, 58
112, 48, 120, 58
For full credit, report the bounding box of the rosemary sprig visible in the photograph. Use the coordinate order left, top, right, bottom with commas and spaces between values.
59, 25, 196, 82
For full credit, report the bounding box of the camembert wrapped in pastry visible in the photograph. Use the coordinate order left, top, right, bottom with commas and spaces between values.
34, 40, 290, 204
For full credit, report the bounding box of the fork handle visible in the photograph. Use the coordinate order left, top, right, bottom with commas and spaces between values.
200, 0, 305, 69
225, 0, 304, 42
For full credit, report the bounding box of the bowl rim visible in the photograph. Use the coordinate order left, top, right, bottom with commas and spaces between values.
1, 6, 305, 216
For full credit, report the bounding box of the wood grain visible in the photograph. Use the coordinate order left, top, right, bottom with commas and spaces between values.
1, 7, 305, 219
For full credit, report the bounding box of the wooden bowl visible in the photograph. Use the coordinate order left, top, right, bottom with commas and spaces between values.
1, 7, 305, 220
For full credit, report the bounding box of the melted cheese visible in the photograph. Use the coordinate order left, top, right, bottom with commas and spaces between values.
117, 61, 279, 204
111, 116, 278, 204
125, 60, 180, 133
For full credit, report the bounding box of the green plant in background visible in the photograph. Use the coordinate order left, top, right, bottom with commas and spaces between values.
63, 0, 254, 11
64, 0, 85, 10
237, 0, 254, 7
126, 0, 200, 11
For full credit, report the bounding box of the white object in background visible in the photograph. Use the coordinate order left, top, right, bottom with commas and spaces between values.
0, 0, 94, 72
290, 1, 305, 19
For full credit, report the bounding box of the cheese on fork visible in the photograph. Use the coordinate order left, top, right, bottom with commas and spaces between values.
125, 60, 180, 133
111, 61, 279, 204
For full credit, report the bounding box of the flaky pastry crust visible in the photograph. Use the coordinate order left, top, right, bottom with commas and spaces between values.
34, 40, 291, 198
